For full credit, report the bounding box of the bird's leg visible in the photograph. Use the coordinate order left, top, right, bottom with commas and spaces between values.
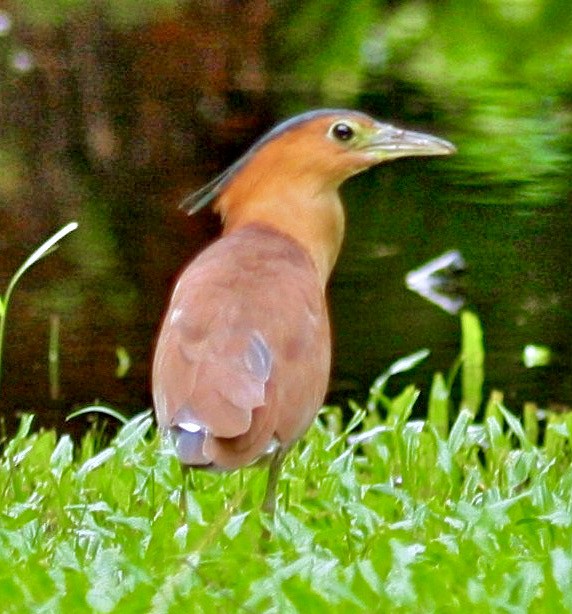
261, 446, 289, 515
179, 464, 190, 518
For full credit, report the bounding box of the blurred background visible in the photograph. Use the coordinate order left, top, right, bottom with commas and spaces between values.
0, 0, 571, 433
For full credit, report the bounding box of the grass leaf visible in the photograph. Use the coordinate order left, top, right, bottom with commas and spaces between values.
461, 310, 484, 416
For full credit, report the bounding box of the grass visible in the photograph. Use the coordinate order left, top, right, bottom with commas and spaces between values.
1, 313, 572, 612
0, 222, 78, 394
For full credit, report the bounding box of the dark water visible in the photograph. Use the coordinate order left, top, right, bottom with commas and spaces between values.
1, 3, 571, 434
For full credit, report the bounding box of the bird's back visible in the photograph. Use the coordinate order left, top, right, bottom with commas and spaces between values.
152, 223, 331, 469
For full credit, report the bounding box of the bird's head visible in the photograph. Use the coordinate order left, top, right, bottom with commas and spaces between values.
180, 109, 455, 285
181, 109, 455, 214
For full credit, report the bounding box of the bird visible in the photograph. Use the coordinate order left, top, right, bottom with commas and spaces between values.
152, 108, 455, 513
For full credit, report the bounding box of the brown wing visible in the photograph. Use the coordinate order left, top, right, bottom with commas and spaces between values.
152, 224, 330, 469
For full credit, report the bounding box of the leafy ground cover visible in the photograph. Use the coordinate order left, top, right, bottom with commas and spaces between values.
1, 313, 571, 612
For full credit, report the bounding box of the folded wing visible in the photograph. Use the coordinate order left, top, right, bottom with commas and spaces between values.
152, 224, 330, 469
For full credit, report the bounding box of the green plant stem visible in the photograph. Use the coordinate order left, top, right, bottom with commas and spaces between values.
49, 313, 60, 400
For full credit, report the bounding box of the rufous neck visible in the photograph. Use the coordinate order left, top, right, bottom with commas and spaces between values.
218, 186, 345, 289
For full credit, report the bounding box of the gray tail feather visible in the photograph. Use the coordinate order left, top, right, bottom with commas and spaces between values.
171, 426, 213, 467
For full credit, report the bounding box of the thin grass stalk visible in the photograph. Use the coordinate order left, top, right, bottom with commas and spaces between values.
0, 222, 78, 393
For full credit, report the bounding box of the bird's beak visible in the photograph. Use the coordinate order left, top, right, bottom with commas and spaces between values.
361, 124, 456, 161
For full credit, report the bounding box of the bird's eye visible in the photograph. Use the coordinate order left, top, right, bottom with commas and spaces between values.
330, 122, 355, 142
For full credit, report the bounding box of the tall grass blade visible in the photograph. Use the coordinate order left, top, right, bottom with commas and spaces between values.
428, 371, 449, 438
498, 403, 533, 451
67, 405, 129, 425
368, 349, 429, 411
523, 402, 539, 445
484, 390, 503, 423
0, 221, 78, 393
460, 310, 484, 416
49, 313, 60, 400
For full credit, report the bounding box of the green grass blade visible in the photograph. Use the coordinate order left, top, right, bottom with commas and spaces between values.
523, 403, 539, 445
66, 405, 129, 425
460, 310, 484, 416
498, 403, 533, 452
368, 349, 429, 411
0, 222, 78, 394
448, 408, 473, 455
4, 222, 79, 304
428, 371, 449, 438
484, 390, 503, 424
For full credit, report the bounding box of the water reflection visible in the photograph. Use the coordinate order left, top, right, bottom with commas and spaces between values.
405, 250, 466, 315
